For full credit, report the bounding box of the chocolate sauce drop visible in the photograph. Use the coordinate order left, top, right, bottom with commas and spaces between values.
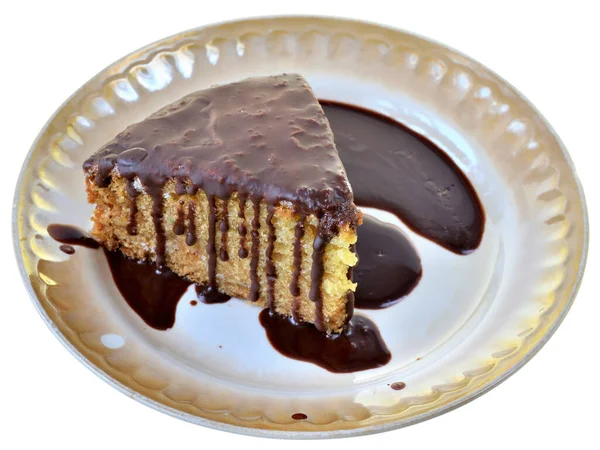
354, 215, 422, 309
390, 382, 406, 390
103, 249, 191, 330
259, 309, 390, 373
47, 224, 100, 249
59, 244, 75, 254
195, 283, 232, 304
321, 101, 485, 254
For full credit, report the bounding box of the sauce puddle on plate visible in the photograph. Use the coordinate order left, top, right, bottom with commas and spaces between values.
45, 99, 485, 373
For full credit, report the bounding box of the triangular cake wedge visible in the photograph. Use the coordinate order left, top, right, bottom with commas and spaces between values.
83, 74, 361, 333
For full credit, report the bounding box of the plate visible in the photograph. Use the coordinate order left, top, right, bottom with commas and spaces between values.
13, 16, 588, 438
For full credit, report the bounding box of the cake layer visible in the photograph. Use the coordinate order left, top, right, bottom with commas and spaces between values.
86, 176, 358, 332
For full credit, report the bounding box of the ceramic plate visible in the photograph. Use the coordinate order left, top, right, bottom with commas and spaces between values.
13, 16, 588, 438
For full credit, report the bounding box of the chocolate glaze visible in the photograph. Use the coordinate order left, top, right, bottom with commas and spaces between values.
259, 309, 390, 373
83, 75, 359, 325
47, 224, 100, 249
321, 101, 484, 254
354, 215, 422, 309
103, 249, 191, 330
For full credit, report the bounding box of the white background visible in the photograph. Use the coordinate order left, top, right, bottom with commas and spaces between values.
1, 1, 597, 449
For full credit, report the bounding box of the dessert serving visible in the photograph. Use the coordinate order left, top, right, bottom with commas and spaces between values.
83, 74, 360, 333
16, 16, 585, 437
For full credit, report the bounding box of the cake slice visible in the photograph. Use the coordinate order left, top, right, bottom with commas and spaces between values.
83, 74, 361, 333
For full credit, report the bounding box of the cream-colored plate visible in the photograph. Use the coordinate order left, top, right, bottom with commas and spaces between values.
13, 16, 588, 438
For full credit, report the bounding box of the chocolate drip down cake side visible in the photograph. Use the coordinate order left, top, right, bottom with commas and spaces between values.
83, 74, 361, 333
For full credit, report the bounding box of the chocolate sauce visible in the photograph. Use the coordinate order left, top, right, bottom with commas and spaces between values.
173, 203, 185, 235
219, 200, 229, 261
309, 232, 327, 332
292, 413, 307, 420
249, 198, 261, 302
186, 202, 197, 246
259, 309, 390, 373
148, 185, 166, 268
390, 382, 406, 390
59, 244, 75, 254
125, 179, 139, 235
47, 224, 100, 249
103, 249, 191, 330
290, 212, 306, 322
237, 194, 248, 258
195, 283, 232, 304
321, 101, 484, 254
265, 204, 277, 309
353, 215, 422, 309
206, 194, 218, 288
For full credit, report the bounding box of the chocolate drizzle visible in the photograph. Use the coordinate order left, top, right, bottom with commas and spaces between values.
219, 200, 229, 261
186, 202, 197, 246
249, 198, 261, 302
148, 185, 166, 268
125, 179, 139, 235
237, 194, 248, 258
206, 195, 218, 289
309, 231, 327, 332
173, 202, 185, 235
291, 212, 306, 322
265, 204, 277, 309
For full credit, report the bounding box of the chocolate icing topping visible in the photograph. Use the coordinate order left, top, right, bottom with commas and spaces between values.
83, 74, 359, 237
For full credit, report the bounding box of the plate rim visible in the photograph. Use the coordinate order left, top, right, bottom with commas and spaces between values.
12, 14, 589, 439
